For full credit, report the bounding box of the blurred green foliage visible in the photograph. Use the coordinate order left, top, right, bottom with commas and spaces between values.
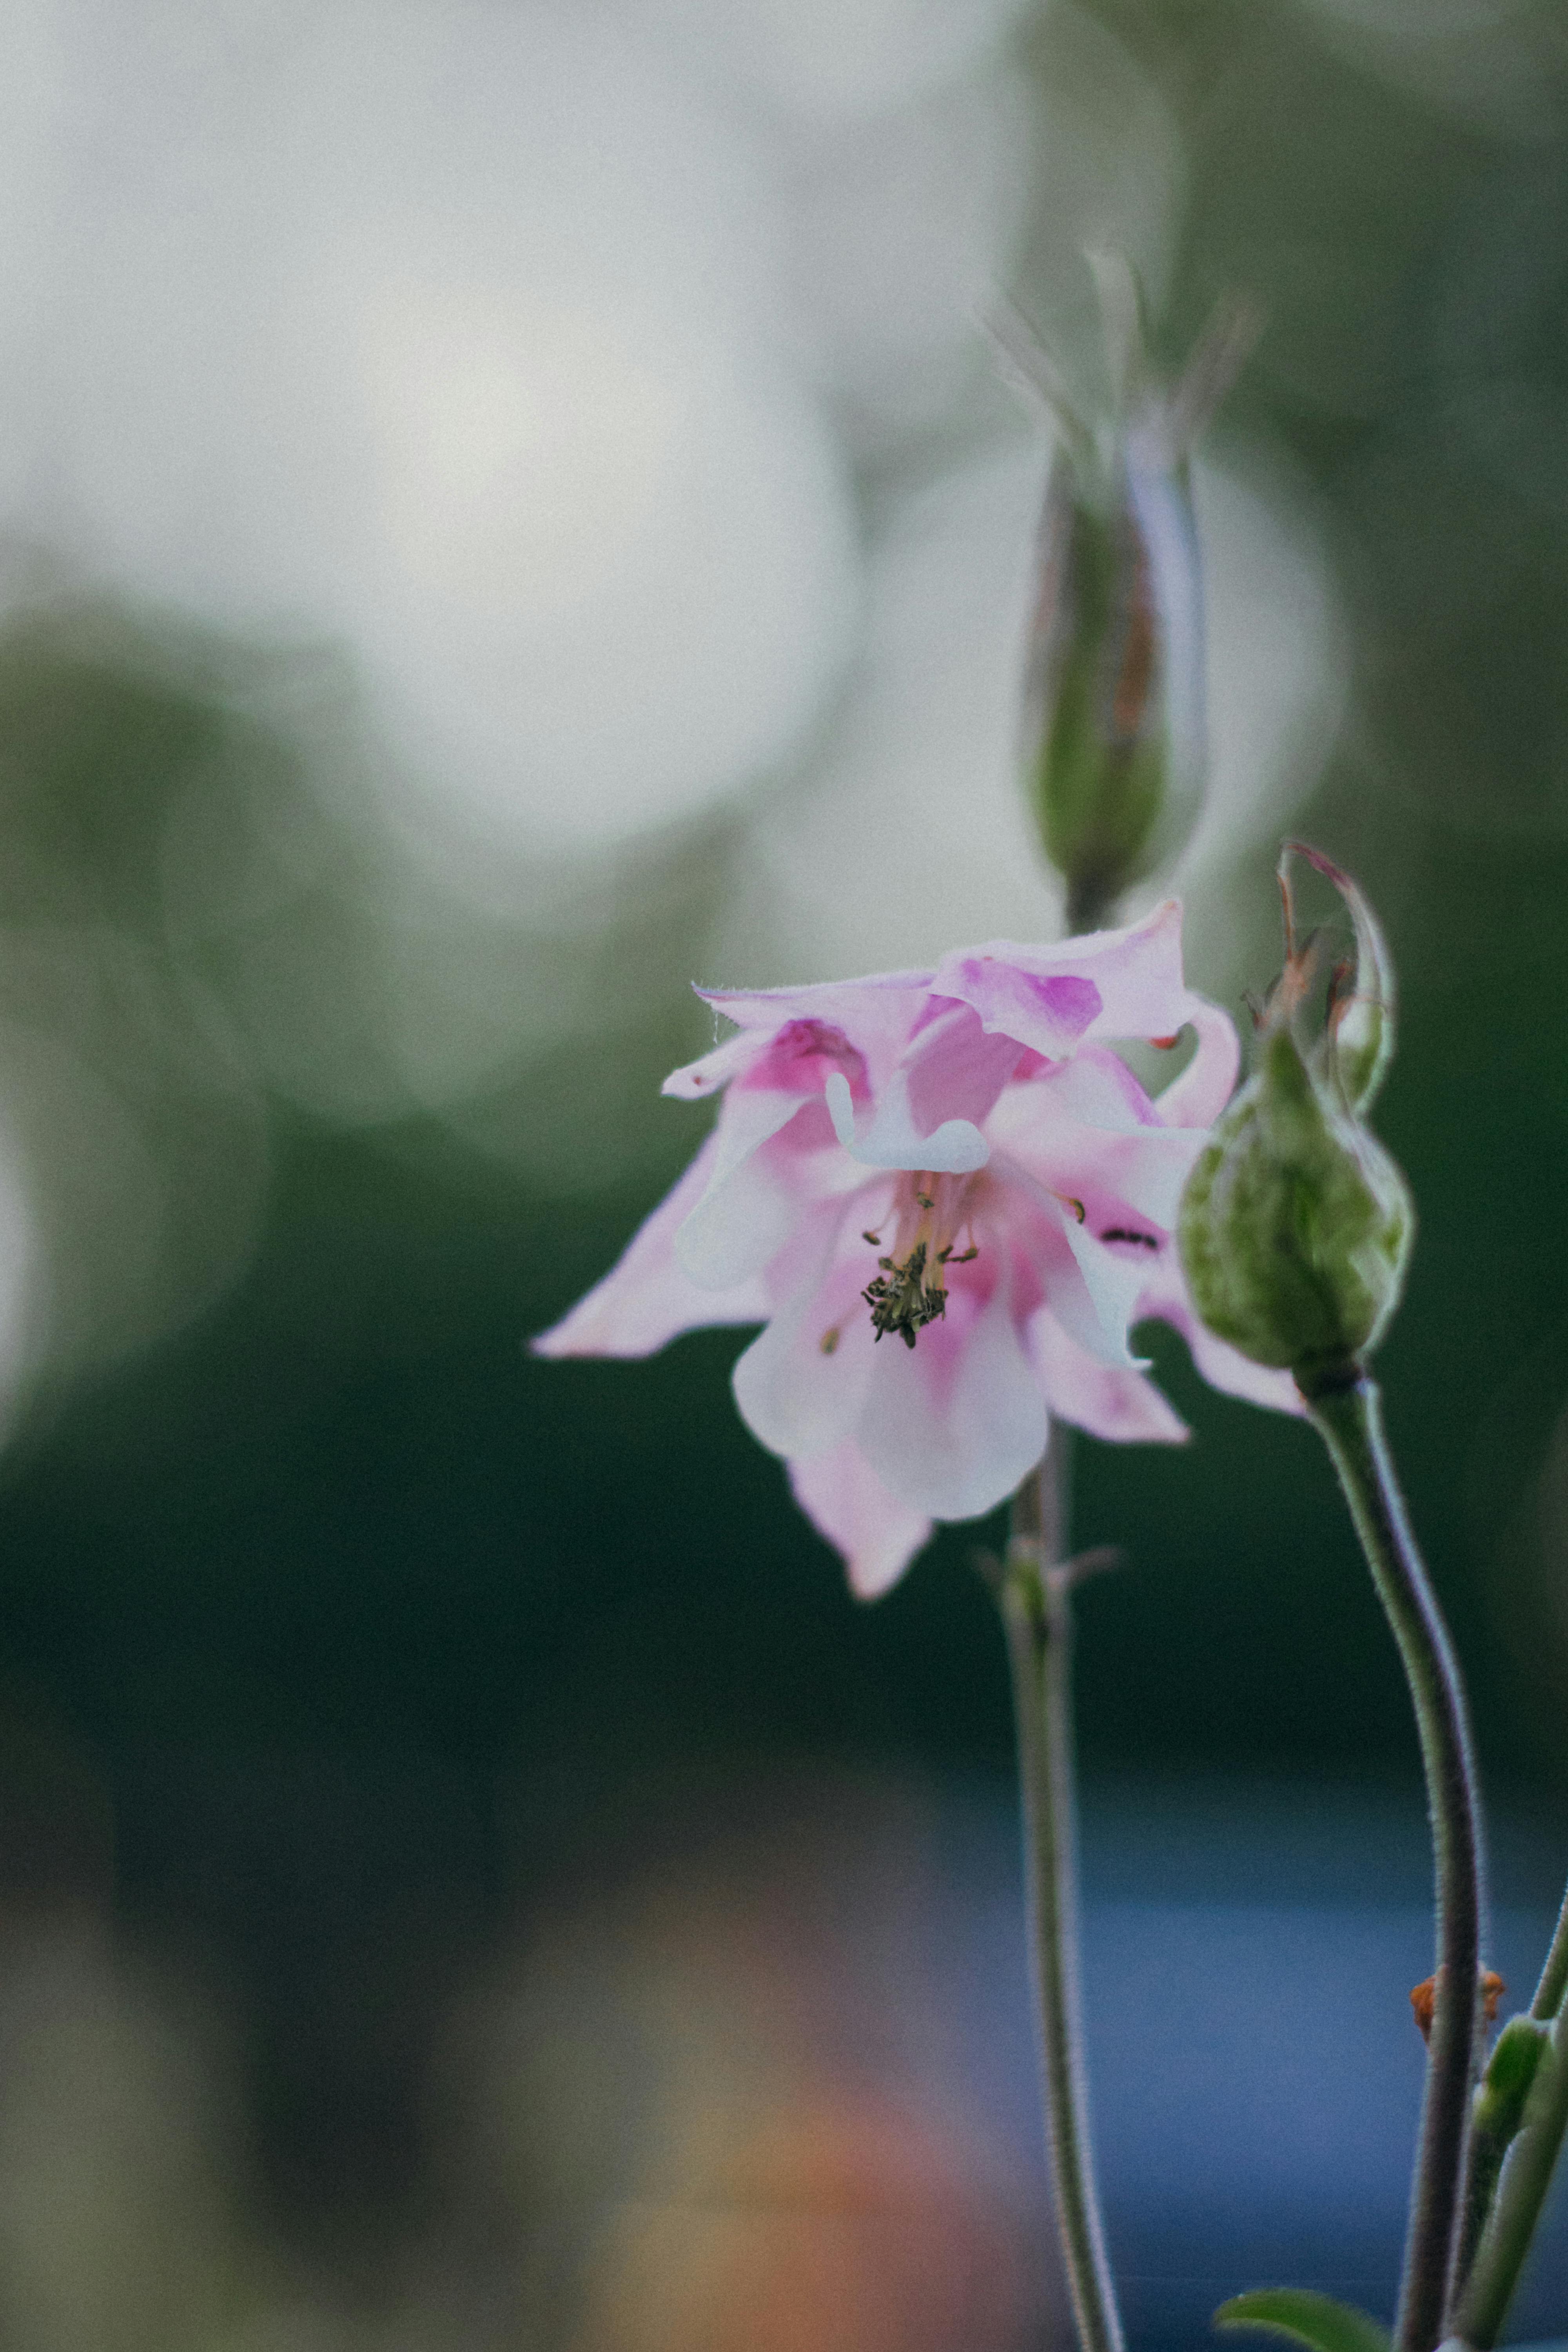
0, 0, 1567, 1830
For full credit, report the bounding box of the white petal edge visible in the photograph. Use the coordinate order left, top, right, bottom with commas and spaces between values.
533, 1132, 768, 1358
824, 1069, 990, 1175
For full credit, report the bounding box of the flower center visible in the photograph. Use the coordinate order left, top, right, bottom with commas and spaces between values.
860, 1174, 978, 1349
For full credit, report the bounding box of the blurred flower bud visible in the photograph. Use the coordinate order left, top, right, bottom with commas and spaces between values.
991, 258, 1257, 932
1177, 844, 1414, 1398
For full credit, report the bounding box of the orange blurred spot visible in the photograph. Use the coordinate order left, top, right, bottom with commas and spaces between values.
573, 2092, 1031, 2352
1410, 1969, 1505, 2046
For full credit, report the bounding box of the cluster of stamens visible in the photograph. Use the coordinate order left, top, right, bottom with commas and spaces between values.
860, 1185, 978, 1349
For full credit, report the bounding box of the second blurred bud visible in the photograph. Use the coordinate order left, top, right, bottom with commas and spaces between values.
994, 257, 1256, 931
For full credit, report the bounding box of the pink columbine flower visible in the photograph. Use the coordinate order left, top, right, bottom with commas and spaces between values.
535, 902, 1299, 1597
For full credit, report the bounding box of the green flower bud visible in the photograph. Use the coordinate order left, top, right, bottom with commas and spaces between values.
991, 259, 1256, 931
1024, 455, 1203, 933
1177, 845, 1414, 1397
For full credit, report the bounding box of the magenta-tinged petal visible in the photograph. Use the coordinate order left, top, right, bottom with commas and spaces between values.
1029, 1310, 1189, 1445
731, 1203, 882, 1461
934, 900, 1193, 1051
532, 1132, 768, 1359
697, 974, 934, 1097
1150, 998, 1241, 1128
853, 1271, 1047, 1521
735, 1017, 869, 1102
788, 1441, 933, 1598
900, 1002, 1025, 1139
923, 955, 1101, 1062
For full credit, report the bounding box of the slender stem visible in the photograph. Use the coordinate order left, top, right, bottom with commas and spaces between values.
1308, 1374, 1484, 2352
1001, 1428, 1125, 2352
1530, 1884, 1568, 2023
1457, 2013, 1568, 2347
1066, 880, 1117, 937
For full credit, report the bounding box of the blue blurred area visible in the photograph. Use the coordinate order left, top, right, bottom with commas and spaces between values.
44, 1755, 1554, 2348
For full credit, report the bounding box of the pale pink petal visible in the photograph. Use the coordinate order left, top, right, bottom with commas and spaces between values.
698, 971, 934, 1027
986, 1162, 1152, 1371
532, 1132, 768, 1359
1029, 1310, 1189, 1445
988, 1080, 1204, 1233
697, 974, 934, 1096
1150, 998, 1241, 1129
674, 1089, 817, 1288
731, 1202, 882, 1461
1149, 1286, 1306, 1416
1056, 1205, 1155, 1368
934, 900, 1193, 1052
788, 1442, 933, 1599
1035, 1047, 1159, 1132
853, 1269, 1047, 1521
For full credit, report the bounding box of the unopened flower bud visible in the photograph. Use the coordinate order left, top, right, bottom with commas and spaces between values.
992, 259, 1255, 931
1177, 844, 1414, 1398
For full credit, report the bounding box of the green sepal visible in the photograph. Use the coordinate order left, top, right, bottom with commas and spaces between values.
1477, 2014, 1552, 2141
1214, 2286, 1392, 2352
1287, 843, 1396, 1115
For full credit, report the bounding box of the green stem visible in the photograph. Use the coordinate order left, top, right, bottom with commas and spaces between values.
1307, 1374, 1484, 2352
1001, 1430, 1125, 2352
1456, 2009, 1568, 2347
1530, 1883, 1568, 2023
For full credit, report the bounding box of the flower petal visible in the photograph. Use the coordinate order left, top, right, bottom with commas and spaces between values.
934, 900, 1194, 1051
731, 1201, 883, 1461
674, 1089, 818, 1289
1056, 1204, 1154, 1368
532, 1132, 768, 1358
662, 1028, 764, 1102
1146, 1283, 1307, 1417
1151, 997, 1241, 1129
1029, 1309, 1189, 1444
900, 1001, 1025, 1139
990, 1165, 1152, 1372
788, 1441, 933, 1599
929, 951, 1102, 1060
987, 1073, 1205, 1234
824, 1067, 990, 1175
853, 1268, 1047, 1521
697, 973, 934, 1096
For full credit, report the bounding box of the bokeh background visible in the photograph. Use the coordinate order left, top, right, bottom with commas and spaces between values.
0, 0, 1566, 2345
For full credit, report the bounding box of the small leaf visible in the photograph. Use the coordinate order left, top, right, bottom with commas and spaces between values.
1216, 2286, 1392, 2352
